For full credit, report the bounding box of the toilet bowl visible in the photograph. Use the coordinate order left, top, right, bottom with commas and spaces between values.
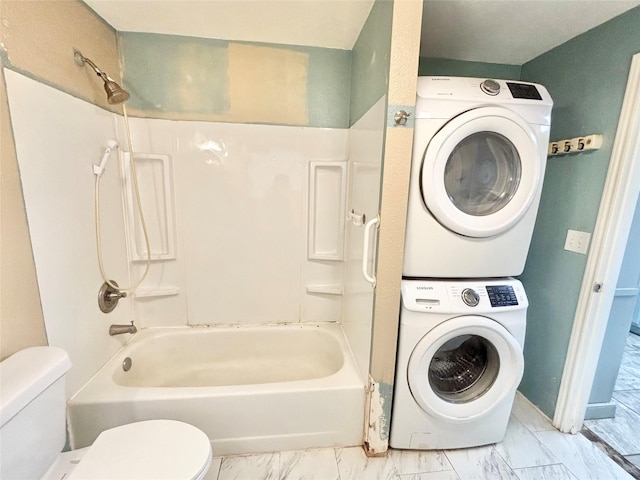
0, 347, 212, 480
63, 420, 212, 480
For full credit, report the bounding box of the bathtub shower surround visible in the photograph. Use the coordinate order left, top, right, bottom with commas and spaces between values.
3, 68, 133, 396
68, 323, 365, 455
5, 68, 385, 454
118, 115, 351, 329
342, 95, 386, 378
119, 106, 383, 380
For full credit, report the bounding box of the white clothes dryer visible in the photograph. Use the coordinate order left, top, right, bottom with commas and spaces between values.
403, 77, 553, 278
390, 278, 527, 450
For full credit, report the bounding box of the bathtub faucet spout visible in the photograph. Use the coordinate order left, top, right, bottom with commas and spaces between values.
109, 321, 137, 336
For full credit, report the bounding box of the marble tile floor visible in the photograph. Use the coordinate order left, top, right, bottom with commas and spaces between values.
585, 332, 640, 470
203, 392, 634, 480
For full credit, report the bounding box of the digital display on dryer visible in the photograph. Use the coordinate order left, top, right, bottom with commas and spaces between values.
507, 82, 542, 100
486, 285, 519, 307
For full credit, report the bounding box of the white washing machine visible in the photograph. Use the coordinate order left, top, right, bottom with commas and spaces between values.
390, 278, 527, 450
403, 77, 553, 278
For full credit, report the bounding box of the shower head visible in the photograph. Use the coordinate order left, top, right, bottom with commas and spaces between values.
74, 49, 130, 105
103, 79, 130, 105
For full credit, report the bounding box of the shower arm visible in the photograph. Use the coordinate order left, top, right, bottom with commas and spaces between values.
74, 48, 130, 106
75, 52, 110, 81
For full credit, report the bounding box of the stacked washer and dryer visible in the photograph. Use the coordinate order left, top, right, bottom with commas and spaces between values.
390, 77, 553, 450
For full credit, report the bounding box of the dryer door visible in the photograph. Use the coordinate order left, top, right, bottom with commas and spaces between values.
407, 315, 524, 423
421, 107, 540, 238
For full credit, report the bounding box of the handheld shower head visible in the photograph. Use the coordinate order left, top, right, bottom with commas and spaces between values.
94, 139, 119, 176
74, 49, 130, 105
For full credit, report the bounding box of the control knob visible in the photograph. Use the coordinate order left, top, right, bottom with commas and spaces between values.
480, 79, 500, 96
461, 288, 480, 307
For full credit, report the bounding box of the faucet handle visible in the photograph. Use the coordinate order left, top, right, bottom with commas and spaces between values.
107, 290, 127, 300
98, 280, 126, 314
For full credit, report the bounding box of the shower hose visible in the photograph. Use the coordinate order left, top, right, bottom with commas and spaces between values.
94, 103, 151, 293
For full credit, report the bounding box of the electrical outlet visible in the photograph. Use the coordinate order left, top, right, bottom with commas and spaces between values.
564, 229, 591, 254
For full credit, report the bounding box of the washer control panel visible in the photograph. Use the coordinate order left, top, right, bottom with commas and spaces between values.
401, 278, 527, 313
486, 285, 519, 307
461, 288, 480, 307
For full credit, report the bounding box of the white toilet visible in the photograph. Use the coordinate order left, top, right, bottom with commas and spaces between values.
0, 346, 212, 480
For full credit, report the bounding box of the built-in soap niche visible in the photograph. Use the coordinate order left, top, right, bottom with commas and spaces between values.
122, 152, 179, 299
307, 161, 347, 261
122, 152, 176, 261
306, 161, 347, 296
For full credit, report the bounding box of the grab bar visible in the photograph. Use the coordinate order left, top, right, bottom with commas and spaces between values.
362, 216, 380, 287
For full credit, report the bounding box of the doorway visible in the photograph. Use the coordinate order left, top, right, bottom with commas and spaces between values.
553, 53, 640, 443
581, 193, 640, 467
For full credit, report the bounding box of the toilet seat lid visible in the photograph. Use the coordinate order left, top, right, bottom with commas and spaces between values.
68, 420, 212, 480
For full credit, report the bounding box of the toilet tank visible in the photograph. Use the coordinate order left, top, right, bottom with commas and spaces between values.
0, 347, 71, 479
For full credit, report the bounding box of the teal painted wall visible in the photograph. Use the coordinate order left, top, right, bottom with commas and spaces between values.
119, 0, 393, 129
518, 5, 640, 417
119, 32, 352, 128
418, 57, 521, 80
306, 46, 352, 127
120, 33, 230, 114
350, 0, 393, 126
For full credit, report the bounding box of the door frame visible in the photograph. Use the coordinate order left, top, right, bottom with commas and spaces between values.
554, 53, 640, 433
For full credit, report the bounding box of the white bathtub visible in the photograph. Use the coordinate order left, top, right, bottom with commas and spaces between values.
67, 323, 366, 456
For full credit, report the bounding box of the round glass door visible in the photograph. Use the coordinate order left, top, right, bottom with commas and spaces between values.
444, 132, 521, 217
428, 334, 500, 404
421, 107, 540, 238
408, 316, 524, 422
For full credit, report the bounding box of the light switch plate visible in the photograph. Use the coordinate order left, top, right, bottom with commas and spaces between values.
565, 229, 591, 254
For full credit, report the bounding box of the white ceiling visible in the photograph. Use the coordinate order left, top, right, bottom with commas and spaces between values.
85, 0, 640, 64
421, 0, 640, 65
84, 0, 376, 51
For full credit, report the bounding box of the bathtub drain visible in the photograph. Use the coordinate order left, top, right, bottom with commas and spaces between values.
122, 357, 132, 372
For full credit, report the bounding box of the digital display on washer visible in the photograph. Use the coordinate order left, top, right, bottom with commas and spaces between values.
507, 82, 542, 100
486, 285, 519, 307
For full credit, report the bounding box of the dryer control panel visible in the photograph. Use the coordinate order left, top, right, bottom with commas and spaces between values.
414, 76, 553, 125
401, 278, 528, 314
506, 82, 543, 100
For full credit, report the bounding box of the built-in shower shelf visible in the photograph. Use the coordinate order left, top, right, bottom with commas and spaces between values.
307, 161, 347, 261
134, 288, 180, 298
306, 285, 344, 295
123, 152, 176, 261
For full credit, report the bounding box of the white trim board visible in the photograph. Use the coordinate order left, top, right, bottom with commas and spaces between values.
553, 53, 640, 433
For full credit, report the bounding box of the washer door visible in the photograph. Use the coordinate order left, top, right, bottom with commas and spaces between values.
407, 316, 524, 423
421, 107, 540, 238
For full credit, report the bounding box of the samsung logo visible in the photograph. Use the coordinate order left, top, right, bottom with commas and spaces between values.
431, 77, 451, 81
416, 286, 434, 290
